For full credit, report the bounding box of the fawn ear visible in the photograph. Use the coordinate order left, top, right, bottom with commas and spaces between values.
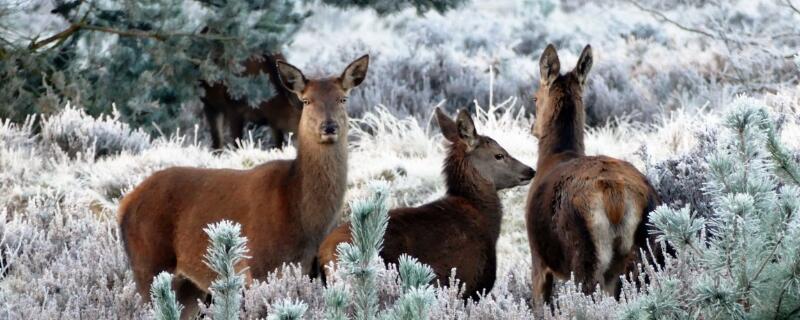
539, 44, 560, 86
435, 107, 459, 143
276, 61, 307, 95
341, 54, 370, 91
456, 109, 479, 151
574, 44, 593, 86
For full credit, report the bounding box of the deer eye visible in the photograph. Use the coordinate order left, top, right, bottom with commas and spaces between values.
494, 154, 505, 160
532, 97, 538, 103
302, 99, 310, 105
338, 97, 347, 104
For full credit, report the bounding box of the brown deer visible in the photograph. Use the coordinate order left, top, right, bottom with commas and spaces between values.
200, 53, 302, 150
525, 44, 661, 310
318, 108, 535, 300
119, 55, 370, 318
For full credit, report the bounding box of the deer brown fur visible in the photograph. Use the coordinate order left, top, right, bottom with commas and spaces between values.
525, 44, 661, 309
318, 108, 535, 300
200, 53, 302, 150
119, 55, 370, 319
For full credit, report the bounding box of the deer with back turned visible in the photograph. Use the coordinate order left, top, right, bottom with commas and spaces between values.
200, 53, 302, 150
318, 108, 535, 300
525, 44, 661, 310
119, 55, 369, 319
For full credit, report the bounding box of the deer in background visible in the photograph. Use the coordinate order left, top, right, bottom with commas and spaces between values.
525, 44, 661, 310
119, 55, 369, 319
200, 53, 302, 150
318, 108, 535, 300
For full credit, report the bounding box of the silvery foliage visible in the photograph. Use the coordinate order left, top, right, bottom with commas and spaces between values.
323, 185, 438, 320
267, 298, 309, 320
300, 0, 798, 127
203, 220, 250, 320
622, 97, 800, 318
39, 103, 151, 159
150, 272, 183, 320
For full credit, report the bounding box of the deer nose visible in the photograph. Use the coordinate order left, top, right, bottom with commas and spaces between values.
524, 168, 536, 180
321, 121, 339, 135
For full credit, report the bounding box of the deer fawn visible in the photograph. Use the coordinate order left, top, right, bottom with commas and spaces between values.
318, 108, 535, 300
200, 53, 302, 150
119, 55, 370, 318
525, 44, 661, 310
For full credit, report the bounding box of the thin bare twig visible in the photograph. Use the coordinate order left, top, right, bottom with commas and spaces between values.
27, 24, 82, 50
785, 0, 800, 16
624, 0, 716, 39
29, 22, 238, 51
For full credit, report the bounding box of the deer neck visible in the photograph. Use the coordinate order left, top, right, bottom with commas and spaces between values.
537, 96, 585, 173
444, 146, 503, 239
292, 128, 348, 241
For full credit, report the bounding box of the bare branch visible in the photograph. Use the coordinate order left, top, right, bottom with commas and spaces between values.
785, 0, 800, 16
624, 0, 716, 39
28, 22, 239, 52
27, 24, 82, 50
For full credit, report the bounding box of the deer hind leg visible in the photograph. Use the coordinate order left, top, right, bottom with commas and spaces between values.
172, 275, 208, 320
602, 247, 630, 299
228, 115, 245, 148
204, 108, 225, 151
531, 257, 554, 315
270, 127, 286, 149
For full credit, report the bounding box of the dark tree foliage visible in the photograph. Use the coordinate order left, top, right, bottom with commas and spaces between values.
0, 0, 466, 134
318, 0, 466, 15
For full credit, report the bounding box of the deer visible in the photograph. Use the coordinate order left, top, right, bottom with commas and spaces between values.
119, 55, 370, 319
318, 108, 536, 300
524, 44, 662, 311
200, 53, 302, 150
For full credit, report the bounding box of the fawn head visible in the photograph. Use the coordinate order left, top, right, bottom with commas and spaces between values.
276, 55, 370, 144
436, 108, 535, 190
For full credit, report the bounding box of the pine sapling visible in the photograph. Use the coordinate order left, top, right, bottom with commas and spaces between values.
203, 220, 250, 320
267, 298, 308, 320
150, 271, 183, 320
335, 184, 390, 320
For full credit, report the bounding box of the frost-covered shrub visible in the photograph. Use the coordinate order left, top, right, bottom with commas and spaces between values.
646, 128, 718, 219
40, 103, 150, 159
625, 97, 800, 318
0, 192, 148, 319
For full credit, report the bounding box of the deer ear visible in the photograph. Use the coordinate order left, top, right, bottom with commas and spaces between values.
456, 109, 479, 151
435, 107, 459, 143
539, 44, 560, 86
574, 44, 593, 86
341, 54, 369, 91
276, 61, 307, 95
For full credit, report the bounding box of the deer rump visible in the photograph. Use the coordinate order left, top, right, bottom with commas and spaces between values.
527, 155, 658, 290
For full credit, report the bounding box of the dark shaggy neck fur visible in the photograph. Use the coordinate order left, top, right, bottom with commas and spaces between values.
537, 80, 586, 170
443, 140, 503, 237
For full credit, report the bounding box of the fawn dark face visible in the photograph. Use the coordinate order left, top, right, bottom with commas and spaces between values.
436, 108, 535, 189
532, 44, 593, 139
277, 55, 369, 144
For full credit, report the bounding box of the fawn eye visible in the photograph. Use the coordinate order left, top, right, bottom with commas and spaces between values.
302, 99, 310, 105
494, 154, 505, 160
532, 97, 538, 103
339, 97, 347, 104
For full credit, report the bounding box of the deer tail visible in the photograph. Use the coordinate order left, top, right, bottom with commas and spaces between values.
597, 179, 626, 225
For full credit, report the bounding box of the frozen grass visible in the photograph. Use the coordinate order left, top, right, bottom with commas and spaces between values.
2, 0, 799, 318
1, 88, 798, 318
